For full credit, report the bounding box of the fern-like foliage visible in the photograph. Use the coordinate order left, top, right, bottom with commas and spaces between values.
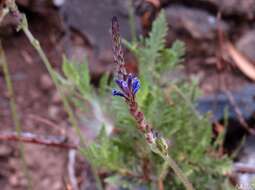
143, 10, 168, 65
55, 11, 234, 190
80, 127, 125, 171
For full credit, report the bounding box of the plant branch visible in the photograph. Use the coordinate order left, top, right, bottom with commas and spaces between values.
111, 16, 195, 190
158, 160, 169, 190
0, 131, 78, 149
162, 154, 194, 190
18, 14, 85, 145
0, 41, 32, 189
2, 2, 103, 189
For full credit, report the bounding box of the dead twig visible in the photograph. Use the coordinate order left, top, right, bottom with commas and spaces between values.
225, 42, 255, 81
0, 131, 78, 149
27, 114, 66, 136
214, 20, 255, 134
27, 114, 60, 129
223, 89, 255, 135
234, 163, 255, 174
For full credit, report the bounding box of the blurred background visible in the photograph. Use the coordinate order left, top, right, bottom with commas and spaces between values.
0, 0, 255, 189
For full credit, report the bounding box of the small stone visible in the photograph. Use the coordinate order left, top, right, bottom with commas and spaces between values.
53, 0, 66, 7
30, 89, 40, 100
17, 96, 24, 104
51, 91, 61, 104
42, 178, 51, 187
165, 6, 229, 40
205, 0, 255, 19
0, 144, 12, 157
9, 158, 19, 168
52, 181, 62, 190
48, 105, 59, 119
9, 175, 19, 187
19, 176, 28, 186
40, 74, 53, 91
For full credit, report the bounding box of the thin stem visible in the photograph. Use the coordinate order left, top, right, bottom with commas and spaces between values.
2, 1, 102, 187
158, 160, 169, 190
0, 42, 33, 190
17, 12, 103, 190
162, 154, 195, 190
19, 14, 85, 146
127, 94, 194, 189
128, 0, 137, 43
0, 131, 78, 149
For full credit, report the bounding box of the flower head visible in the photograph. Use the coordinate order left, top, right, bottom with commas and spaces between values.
112, 74, 140, 99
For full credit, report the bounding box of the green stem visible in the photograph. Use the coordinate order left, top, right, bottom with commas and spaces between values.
19, 14, 85, 146
18, 12, 103, 190
159, 160, 169, 181
161, 153, 195, 190
0, 42, 33, 190
128, 0, 137, 43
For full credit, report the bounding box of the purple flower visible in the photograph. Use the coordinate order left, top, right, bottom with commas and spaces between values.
112, 74, 140, 99
112, 89, 125, 98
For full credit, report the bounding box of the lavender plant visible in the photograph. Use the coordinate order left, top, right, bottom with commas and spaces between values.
5, 2, 233, 188
80, 12, 233, 190
111, 16, 194, 190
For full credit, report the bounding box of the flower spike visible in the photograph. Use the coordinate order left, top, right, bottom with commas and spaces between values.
112, 76, 140, 99
112, 16, 127, 80
131, 78, 140, 95
110, 16, 195, 190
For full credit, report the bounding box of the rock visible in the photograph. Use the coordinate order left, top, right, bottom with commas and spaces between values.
48, 105, 59, 119
165, 6, 229, 40
59, 1, 142, 80
51, 91, 61, 104
16, 0, 29, 7
16, 0, 55, 15
30, 89, 40, 100
9, 169, 28, 187
0, 144, 12, 157
197, 84, 255, 122
60, 0, 141, 52
196, 84, 255, 152
233, 136, 255, 189
65, 30, 109, 80
160, 0, 255, 19
9, 175, 19, 187
53, 0, 66, 7
40, 74, 53, 91
205, 0, 255, 19
236, 30, 255, 63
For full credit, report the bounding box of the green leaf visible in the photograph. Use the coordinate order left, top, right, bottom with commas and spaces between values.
136, 10, 168, 82
81, 126, 125, 171
98, 73, 110, 97
77, 58, 91, 98
62, 57, 79, 83
146, 10, 168, 54
171, 40, 185, 59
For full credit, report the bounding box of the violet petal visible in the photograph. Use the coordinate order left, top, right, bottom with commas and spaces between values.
112, 89, 125, 97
